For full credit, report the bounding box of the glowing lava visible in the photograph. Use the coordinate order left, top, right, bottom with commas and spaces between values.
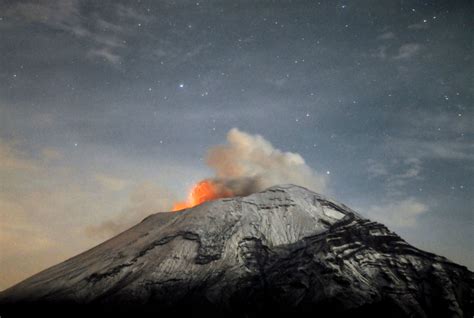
172, 180, 233, 211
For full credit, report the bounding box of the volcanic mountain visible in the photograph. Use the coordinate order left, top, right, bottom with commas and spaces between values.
1, 185, 472, 317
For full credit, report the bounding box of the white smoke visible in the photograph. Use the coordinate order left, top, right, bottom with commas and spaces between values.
204, 128, 328, 196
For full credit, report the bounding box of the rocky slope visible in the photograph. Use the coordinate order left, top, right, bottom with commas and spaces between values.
1, 185, 472, 317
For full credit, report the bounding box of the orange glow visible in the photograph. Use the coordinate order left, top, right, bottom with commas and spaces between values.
172, 180, 233, 211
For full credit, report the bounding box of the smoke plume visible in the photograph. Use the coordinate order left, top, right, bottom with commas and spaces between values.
194, 128, 327, 199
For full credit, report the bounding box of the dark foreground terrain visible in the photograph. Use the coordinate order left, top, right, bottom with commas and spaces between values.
1, 185, 472, 317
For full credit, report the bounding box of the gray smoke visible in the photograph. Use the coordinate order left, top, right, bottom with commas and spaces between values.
203, 128, 328, 196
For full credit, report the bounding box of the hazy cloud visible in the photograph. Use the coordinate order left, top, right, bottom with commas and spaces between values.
85, 181, 175, 239
0, 141, 133, 290
372, 45, 388, 59
41, 148, 63, 161
4, 0, 85, 36
3, 0, 147, 65
393, 43, 422, 59
368, 157, 423, 196
372, 42, 423, 60
364, 198, 429, 228
367, 159, 389, 178
95, 174, 128, 192
377, 32, 395, 40
0, 140, 39, 171
88, 47, 122, 64
390, 138, 474, 162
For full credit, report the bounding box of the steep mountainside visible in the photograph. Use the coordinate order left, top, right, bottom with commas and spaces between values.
1, 185, 472, 317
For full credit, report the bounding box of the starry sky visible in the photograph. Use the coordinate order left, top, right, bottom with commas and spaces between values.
0, 0, 472, 290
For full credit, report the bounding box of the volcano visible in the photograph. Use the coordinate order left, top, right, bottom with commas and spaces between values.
1, 185, 472, 317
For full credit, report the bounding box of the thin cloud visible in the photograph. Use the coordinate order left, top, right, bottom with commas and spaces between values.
390, 139, 474, 161
85, 182, 176, 239
367, 159, 389, 178
88, 47, 122, 65
372, 43, 423, 60
382, 109, 473, 162
377, 32, 395, 40
95, 174, 128, 192
393, 43, 422, 59
4, 1, 146, 65
0, 140, 39, 171
368, 157, 423, 196
41, 148, 63, 161
364, 198, 429, 228
0, 141, 133, 290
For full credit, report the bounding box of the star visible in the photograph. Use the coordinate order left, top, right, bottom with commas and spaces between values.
179, 83, 184, 88
326, 171, 330, 175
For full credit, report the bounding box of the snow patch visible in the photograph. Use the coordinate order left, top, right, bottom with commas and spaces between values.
323, 207, 345, 220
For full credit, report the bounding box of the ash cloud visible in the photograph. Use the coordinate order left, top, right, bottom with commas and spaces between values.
203, 128, 328, 196
87, 128, 328, 238
85, 182, 176, 239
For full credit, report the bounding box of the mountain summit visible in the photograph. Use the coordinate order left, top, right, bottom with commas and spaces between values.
1, 185, 472, 317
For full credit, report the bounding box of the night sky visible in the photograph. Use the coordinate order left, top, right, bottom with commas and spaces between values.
0, 0, 472, 290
